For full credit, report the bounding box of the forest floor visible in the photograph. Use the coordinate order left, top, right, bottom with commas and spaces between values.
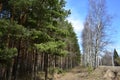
55, 66, 120, 80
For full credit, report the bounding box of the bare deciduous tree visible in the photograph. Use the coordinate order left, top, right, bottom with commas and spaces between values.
82, 0, 112, 68
101, 51, 113, 66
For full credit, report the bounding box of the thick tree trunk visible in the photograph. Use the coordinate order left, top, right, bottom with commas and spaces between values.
7, 59, 14, 80
41, 53, 44, 71
70, 56, 72, 68
55, 55, 58, 67
34, 50, 38, 80
44, 53, 48, 80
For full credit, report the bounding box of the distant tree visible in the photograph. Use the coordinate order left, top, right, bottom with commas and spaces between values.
113, 49, 120, 66
101, 51, 112, 66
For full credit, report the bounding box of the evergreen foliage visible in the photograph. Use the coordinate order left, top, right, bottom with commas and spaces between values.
114, 49, 120, 66
0, 0, 81, 80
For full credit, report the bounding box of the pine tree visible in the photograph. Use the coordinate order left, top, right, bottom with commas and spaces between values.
113, 49, 120, 66
0, 0, 81, 80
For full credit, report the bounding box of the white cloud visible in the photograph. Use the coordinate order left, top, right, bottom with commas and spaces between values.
67, 16, 84, 50
67, 17, 84, 35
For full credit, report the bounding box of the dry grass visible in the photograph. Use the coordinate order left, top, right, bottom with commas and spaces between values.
56, 66, 120, 80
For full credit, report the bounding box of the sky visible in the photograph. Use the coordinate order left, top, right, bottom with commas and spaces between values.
65, 0, 120, 54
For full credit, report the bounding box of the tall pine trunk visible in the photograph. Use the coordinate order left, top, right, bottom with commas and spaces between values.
44, 53, 48, 80
13, 38, 22, 80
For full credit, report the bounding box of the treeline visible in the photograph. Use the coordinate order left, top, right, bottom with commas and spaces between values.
0, 0, 80, 80
101, 49, 120, 66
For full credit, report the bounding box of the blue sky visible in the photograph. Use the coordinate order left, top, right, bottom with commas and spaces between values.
65, 0, 120, 54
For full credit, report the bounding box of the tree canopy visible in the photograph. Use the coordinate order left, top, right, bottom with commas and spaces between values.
0, 0, 81, 80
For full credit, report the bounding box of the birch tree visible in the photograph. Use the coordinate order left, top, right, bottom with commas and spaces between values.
82, 0, 112, 68
82, 16, 94, 67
